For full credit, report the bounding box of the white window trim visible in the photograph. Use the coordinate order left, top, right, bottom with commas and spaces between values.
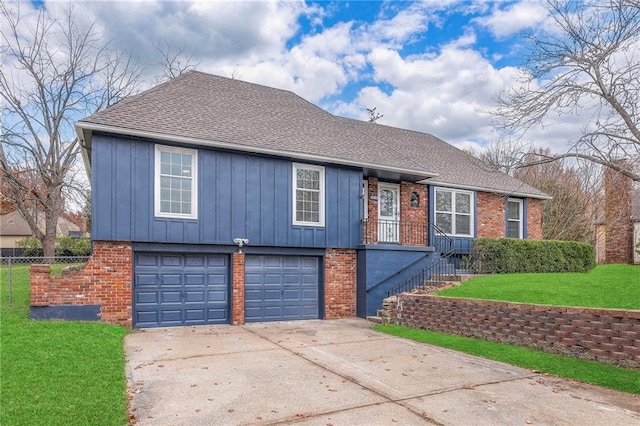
434, 187, 475, 237
154, 144, 198, 219
362, 179, 369, 219
507, 198, 524, 239
292, 163, 325, 227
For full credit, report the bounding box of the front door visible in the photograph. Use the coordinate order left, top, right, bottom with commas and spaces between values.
378, 183, 400, 243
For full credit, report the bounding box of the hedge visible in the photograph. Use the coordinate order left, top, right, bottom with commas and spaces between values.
473, 238, 596, 274
15, 236, 91, 257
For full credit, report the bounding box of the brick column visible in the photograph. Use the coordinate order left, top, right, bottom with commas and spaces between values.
366, 177, 379, 244
527, 199, 543, 240
604, 166, 633, 263
30, 264, 51, 306
231, 251, 245, 325
400, 182, 428, 246
324, 249, 357, 318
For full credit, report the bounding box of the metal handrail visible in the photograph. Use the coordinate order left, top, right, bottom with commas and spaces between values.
361, 218, 430, 246
385, 224, 455, 297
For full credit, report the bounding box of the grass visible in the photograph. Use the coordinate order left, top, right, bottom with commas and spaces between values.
437, 264, 640, 309
374, 324, 640, 395
1, 264, 129, 426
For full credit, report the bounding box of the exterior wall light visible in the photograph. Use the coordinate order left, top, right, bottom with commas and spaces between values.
411, 192, 420, 207
233, 238, 249, 253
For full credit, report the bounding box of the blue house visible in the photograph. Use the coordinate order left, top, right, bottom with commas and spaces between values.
69, 71, 548, 328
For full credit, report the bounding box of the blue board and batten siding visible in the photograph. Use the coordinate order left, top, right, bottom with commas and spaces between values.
91, 134, 362, 249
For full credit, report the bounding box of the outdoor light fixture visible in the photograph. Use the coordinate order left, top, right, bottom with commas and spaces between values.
233, 238, 249, 252
411, 192, 420, 207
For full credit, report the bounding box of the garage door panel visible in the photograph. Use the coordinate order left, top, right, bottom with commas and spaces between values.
207, 256, 227, 267
185, 274, 205, 286
185, 308, 206, 321
185, 256, 205, 267
207, 289, 227, 302
161, 291, 181, 303
160, 274, 181, 285
245, 255, 319, 322
160, 255, 182, 267
134, 253, 229, 328
136, 274, 158, 286
136, 291, 158, 304
136, 254, 159, 267
185, 290, 205, 303
136, 311, 158, 325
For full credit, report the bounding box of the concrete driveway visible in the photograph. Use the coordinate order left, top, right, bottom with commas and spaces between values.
125, 318, 639, 425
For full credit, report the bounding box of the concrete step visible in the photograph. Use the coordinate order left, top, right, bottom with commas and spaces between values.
366, 315, 383, 324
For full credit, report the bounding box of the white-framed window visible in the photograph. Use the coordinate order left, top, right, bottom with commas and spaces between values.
155, 145, 197, 219
507, 198, 523, 239
293, 163, 325, 226
434, 187, 474, 237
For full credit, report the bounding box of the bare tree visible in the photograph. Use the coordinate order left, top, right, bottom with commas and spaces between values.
515, 150, 601, 243
367, 107, 384, 123
473, 138, 531, 175
494, 0, 640, 181
155, 41, 199, 82
0, 2, 142, 257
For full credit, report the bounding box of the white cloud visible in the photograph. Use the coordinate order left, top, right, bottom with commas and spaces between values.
5, 0, 593, 155
474, 0, 549, 38
331, 42, 526, 146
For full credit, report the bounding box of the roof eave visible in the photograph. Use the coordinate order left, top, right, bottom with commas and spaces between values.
75, 121, 440, 182
75, 124, 92, 183
420, 179, 552, 200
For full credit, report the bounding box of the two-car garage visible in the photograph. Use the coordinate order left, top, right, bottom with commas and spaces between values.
133, 252, 320, 328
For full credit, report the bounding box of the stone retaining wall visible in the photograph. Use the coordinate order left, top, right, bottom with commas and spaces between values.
388, 293, 640, 369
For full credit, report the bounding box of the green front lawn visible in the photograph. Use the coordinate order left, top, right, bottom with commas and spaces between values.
437, 264, 640, 309
374, 324, 640, 395
0, 265, 128, 426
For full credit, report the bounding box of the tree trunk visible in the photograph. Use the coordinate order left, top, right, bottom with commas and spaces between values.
42, 207, 59, 258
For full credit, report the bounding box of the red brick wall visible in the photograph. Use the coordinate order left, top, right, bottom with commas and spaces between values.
30, 241, 133, 327
477, 192, 505, 238
477, 192, 542, 240
604, 168, 634, 263
390, 293, 640, 369
232, 251, 245, 325
400, 182, 428, 246
324, 248, 357, 318
527, 198, 543, 240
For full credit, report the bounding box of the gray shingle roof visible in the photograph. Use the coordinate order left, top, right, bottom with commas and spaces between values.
0, 210, 80, 237
77, 71, 548, 199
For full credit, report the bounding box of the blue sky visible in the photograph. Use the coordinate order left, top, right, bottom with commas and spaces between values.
16, 0, 567, 151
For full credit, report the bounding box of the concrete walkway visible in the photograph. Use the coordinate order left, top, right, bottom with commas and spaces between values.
125, 318, 639, 425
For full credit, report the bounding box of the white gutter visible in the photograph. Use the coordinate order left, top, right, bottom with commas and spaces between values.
76, 121, 440, 181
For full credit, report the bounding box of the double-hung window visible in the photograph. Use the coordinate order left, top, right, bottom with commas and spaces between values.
434, 188, 473, 236
155, 145, 197, 219
507, 198, 523, 238
293, 163, 324, 226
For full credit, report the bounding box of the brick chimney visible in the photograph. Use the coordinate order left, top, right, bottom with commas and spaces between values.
603, 164, 634, 263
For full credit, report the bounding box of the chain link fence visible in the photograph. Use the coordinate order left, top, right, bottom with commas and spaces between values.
1, 256, 90, 307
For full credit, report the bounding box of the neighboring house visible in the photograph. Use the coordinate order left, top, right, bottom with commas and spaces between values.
0, 210, 81, 256
33, 71, 548, 328
595, 167, 640, 264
